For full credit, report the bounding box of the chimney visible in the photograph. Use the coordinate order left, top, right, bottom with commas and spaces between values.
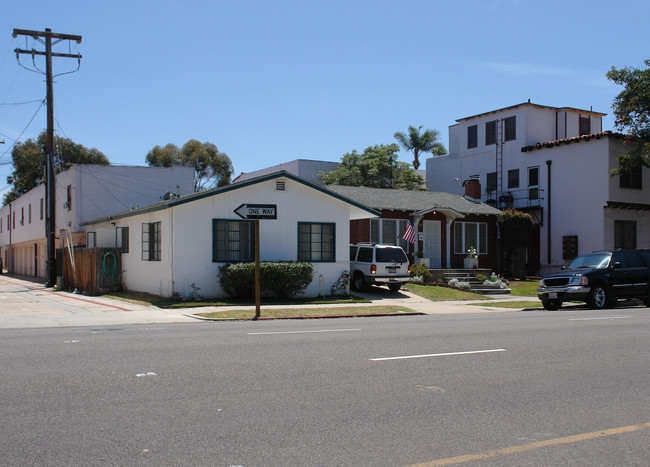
463, 178, 481, 201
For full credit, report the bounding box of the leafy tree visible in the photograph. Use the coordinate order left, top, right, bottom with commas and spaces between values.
320, 143, 426, 190
394, 125, 446, 170
3, 131, 109, 205
606, 59, 650, 172
146, 139, 233, 191
498, 209, 534, 278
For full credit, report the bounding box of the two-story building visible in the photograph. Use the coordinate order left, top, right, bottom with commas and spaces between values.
426, 101, 650, 275
0, 164, 195, 277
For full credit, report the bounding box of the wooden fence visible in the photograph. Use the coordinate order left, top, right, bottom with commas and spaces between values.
59, 247, 122, 295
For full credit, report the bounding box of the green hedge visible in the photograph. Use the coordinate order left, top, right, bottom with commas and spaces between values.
218, 261, 315, 299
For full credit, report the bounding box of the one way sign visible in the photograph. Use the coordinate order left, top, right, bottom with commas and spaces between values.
234, 204, 277, 220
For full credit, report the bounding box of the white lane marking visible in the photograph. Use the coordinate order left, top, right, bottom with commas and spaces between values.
247, 328, 361, 335
370, 348, 506, 361
568, 316, 629, 321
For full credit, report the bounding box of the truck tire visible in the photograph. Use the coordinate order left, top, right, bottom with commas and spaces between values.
353, 272, 367, 291
387, 283, 401, 293
542, 300, 562, 311
587, 285, 610, 309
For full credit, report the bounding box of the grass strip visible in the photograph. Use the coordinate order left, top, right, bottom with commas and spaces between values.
197, 305, 419, 320
469, 300, 543, 309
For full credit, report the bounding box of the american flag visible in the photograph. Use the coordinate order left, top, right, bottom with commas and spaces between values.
402, 216, 416, 244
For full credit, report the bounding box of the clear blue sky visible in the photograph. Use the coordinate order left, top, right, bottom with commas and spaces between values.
1, 0, 648, 198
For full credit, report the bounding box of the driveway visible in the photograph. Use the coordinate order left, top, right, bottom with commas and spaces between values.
0, 275, 196, 329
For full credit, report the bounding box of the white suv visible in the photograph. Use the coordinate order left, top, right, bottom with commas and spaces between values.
349, 243, 410, 292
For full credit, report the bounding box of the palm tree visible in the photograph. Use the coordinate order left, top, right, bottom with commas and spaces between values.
394, 125, 446, 170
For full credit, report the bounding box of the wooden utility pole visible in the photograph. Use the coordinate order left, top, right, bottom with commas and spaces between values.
13, 28, 82, 287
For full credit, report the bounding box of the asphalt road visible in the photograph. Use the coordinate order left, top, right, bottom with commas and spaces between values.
1, 307, 649, 466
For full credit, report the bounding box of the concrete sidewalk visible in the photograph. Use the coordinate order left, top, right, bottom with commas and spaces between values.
0, 274, 197, 328
0, 274, 540, 328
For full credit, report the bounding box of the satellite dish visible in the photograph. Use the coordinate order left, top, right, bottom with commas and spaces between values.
162, 191, 174, 201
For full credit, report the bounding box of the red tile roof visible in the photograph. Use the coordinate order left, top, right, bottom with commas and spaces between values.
520, 131, 626, 152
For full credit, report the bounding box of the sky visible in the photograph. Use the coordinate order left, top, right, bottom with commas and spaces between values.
1, 0, 648, 199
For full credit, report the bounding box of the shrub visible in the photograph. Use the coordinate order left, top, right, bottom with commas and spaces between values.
447, 278, 471, 290
409, 264, 432, 283
219, 261, 315, 299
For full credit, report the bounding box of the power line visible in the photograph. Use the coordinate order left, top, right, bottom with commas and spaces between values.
0, 99, 44, 106
0, 98, 46, 162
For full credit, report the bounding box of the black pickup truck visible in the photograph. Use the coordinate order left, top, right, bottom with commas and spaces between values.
537, 249, 650, 310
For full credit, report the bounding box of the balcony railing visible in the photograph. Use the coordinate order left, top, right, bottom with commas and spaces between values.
483, 187, 543, 209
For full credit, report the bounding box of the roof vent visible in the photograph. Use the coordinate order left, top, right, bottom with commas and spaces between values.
276, 180, 286, 191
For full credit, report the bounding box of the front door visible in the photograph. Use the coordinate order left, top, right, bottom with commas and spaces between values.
423, 220, 441, 268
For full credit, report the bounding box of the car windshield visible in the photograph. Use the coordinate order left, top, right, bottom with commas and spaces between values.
376, 248, 408, 263
567, 253, 611, 269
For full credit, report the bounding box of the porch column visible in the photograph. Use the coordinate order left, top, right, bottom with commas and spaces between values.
445, 218, 454, 268
413, 216, 423, 256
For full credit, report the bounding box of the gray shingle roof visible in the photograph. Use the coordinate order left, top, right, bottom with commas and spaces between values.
325, 185, 502, 216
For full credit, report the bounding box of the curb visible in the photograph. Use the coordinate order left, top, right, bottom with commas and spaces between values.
187, 311, 426, 322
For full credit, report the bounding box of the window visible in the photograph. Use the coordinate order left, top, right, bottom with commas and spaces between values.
142, 222, 161, 261
370, 219, 409, 250
212, 219, 254, 262
619, 164, 642, 189
117, 227, 129, 253
579, 116, 590, 136
485, 120, 497, 145
504, 116, 516, 141
486, 172, 497, 194
20, 207, 24, 226
13, 212, 15, 229
614, 220, 636, 249
454, 222, 487, 255
298, 222, 335, 262
507, 169, 519, 189
66, 185, 72, 210
528, 166, 539, 202
381, 219, 397, 245
467, 125, 478, 149
28, 204, 32, 224
40, 198, 43, 220
370, 218, 379, 243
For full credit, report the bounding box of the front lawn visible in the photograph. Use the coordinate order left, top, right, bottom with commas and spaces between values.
404, 283, 487, 301
508, 280, 539, 297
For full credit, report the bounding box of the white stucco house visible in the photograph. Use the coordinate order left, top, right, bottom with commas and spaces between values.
0, 164, 195, 277
426, 101, 650, 275
82, 171, 378, 298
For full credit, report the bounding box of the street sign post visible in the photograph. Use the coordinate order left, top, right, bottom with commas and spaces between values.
233, 204, 277, 319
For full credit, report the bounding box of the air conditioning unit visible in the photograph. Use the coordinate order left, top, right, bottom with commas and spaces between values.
63, 202, 70, 210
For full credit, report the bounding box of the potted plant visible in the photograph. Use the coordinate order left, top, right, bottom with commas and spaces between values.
464, 246, 478, 269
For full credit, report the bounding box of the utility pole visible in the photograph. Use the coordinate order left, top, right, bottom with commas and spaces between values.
13, 28, 82, 287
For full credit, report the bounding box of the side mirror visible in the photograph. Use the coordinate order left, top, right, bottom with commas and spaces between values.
561, 265, 566, 270
611, 262, 622, 270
